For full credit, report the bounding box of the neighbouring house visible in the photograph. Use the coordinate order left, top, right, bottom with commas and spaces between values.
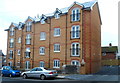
5, 0, 102, 74
0, 50, 6, 67
102, 43, 118, 60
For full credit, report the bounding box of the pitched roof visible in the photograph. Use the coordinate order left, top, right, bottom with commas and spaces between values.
102, 46, 118, 53
35, 0, 98, 22
25, 16, 34, 23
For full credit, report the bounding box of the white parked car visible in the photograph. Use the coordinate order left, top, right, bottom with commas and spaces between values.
21, 67, 58, 80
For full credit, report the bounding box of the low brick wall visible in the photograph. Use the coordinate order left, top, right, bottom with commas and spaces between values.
102, 59, 119, 66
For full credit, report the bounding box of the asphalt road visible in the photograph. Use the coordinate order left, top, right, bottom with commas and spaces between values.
1, 76, 72, 83
1, 66, 120, 83
1, 77, 118, 83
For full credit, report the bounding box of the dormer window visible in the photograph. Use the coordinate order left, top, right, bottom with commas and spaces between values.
41, 19, 45, 24
18, 26, 22, 30
55, 13, 60, 19
71, 8, 80, 22
18, 23, 22, 30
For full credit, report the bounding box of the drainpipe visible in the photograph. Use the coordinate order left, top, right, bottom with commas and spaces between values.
32, 22, 35, 68
48, 18, 51, 68
14, 28, 16, 68
65, 13, 68, 65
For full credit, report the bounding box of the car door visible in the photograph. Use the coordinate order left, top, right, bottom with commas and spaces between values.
34, 68, 43, 78
2, 66, 10, 76
28, 68, 37, 77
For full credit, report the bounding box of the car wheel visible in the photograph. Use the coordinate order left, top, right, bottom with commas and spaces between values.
23, 74, 27, 79
40, 75, 46, 80
9, 74, 12, 77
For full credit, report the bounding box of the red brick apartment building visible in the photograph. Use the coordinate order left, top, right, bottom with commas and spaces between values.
5, 0, 102, 74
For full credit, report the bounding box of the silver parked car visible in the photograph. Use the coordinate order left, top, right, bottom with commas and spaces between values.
21, 67, 58, 80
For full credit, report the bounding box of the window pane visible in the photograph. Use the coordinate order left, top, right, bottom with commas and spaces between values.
54, 28, 60, 36
54, 44, 60, 52
40, 32, 46, 40
40, 47, 45, 54
54, 60, 60, 68
76, 44, 79, 55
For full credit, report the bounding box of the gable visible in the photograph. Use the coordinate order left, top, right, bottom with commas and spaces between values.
25, 16, 34, 23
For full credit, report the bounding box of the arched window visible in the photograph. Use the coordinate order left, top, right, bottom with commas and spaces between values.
39, 47, 45, 55
39, 61, 45, 67
71, 25, 80, 39
53, 60, 60, 68
26, 22, 32, 32
10, 27, 14, 36
25, 61, 30, 69
25, 48, 30, 58
71, 8, 80, 21
71, 60, 80, 66
9, 50, 13, 59
26, 34, 31, 44
9, 38, 14, 48
71, 43, 80, 56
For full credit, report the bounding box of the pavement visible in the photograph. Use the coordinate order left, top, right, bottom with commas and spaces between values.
56, 66, 120, 81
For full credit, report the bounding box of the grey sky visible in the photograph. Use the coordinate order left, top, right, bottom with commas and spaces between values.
0, 0, 118, 54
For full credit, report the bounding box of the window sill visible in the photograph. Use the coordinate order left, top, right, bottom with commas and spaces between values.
25, 57, 30, 58
40, 53, 45, 55
54, 35, 60, 37
25, 44, 31, 45
9, 58, 13, 59
71, 20, 80, 22
40, 39, 46, 41
54, 51, 60, 53
71, 37, 80, 39
53, 67, 60, 69
71, 55, 80, 57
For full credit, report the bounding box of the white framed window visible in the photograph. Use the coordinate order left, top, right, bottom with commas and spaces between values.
10, 27, 14, 36
26, 34, 31, 44
25, 61, 30, 69
71, 60, 80, 66
18, 26, 22, 30
54, 28, 60, 36
39, 61, 45, 67
53, 60, 60, 68
39, 47, 45, 55
54, 44, 60, 52
41, 19, 45, 24
17, 50, 20, 55
9, 50, 13, 59
71, 25, 80, 39
26, 22, 32, 32
40, 32, 46, 40
18, 37, 21, 43
17, 62, 20, 67
71, 8, 80, 21
71, 43, 80, 56
25, 48, 30, 58
9, 38, 14, 48
55, 13, 60, 19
